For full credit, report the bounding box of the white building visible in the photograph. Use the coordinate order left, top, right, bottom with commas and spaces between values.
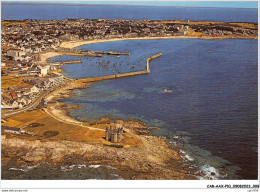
39, 65, 50, 77
30, 85, 39, 93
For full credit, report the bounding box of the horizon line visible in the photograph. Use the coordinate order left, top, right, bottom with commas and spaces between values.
2, 1, 258, 9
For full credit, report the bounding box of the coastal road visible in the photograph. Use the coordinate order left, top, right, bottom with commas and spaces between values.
2, 77, 71, 119
43, 108, 105, 132
2, 89, 52, 119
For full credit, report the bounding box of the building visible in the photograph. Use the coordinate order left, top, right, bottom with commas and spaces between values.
39, 65, 50, 77
6, 50, 26, 57
105, 123, 123, 143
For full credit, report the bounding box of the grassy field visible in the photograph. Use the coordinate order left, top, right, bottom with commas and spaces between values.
1, 76, 31, 89
2, 109, 142, 147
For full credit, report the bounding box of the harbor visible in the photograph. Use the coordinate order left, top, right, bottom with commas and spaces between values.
73, 52, 162, 83
56, 48, 130, 58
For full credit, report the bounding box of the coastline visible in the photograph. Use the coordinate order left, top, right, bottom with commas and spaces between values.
3, 35, 257, 179
2, 37, 199, 179
59, 35, 258, 49
39, 52, 62, 63
2, 79, 197, 179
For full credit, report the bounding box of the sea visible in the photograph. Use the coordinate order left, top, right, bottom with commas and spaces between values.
1, 3, 258, 180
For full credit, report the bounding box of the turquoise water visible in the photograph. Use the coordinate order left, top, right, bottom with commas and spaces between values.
54, 39, 258, 179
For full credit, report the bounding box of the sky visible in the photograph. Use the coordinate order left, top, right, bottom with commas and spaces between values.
3, 1, 259, 8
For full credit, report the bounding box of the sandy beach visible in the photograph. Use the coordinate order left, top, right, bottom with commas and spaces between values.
59, 36, 197, 49
39, 52, 62, 63
59, 35, 257, 49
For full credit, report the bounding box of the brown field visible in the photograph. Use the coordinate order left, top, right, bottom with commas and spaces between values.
148, 20, 257, 30
1, 76, 31, 89
230, 22, 257, 29
2, 21, 27, 26
2, 109, 142, 147
187, 30, 203, 36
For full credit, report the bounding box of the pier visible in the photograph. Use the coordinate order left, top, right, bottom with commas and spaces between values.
57, 48, 130, 58
57, 51, 85, 56
60, 60, 82, 64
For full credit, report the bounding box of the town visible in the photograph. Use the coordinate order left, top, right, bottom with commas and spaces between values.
1, 18, 258, 112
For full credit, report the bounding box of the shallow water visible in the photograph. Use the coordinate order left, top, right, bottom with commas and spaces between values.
57, 39, 258, 179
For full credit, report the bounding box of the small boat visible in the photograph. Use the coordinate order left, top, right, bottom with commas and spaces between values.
164, 88, 172, 93
208, 50, 212, 53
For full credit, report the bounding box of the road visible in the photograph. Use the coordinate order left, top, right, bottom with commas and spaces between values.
1, 78, 70, 119
2, 89, 51, 119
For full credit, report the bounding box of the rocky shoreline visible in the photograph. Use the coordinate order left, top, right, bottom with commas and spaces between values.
1, 76, 198, 179
2, 128, 196, 179
1, 37, 201, 180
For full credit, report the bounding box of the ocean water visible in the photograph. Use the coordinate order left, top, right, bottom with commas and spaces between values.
55, 39, 258, 179
1, 3, 258, 180
1, 3, 257, 22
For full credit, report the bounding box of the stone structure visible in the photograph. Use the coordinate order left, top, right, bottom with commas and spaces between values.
105, 123, 123, 143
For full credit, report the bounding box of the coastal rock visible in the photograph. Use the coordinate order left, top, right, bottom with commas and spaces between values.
1, 131, 195, 179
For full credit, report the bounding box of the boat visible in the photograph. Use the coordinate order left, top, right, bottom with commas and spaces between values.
164, 88, 172, 93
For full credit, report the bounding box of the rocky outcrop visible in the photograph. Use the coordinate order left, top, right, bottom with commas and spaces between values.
1, 134, 195, 179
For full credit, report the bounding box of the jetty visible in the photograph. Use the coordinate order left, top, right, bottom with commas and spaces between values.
146, 52, 162, 73
61, 60, 82, 64
79, 52, 162, 83
89, 51, 130, 56
56, 48, 130, 58
57, 51, 85, 56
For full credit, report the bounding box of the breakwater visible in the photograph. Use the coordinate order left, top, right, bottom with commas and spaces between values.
61, 60, 82, 64
146, 52, 162, 73
90, 50, 130, 56
57, 49, 130, 58
57, 51, 85, 56
79, 52, 162, 83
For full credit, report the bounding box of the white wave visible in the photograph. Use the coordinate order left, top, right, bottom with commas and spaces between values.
60, 166, 71, 172
110, 173, 119, 177
9, 164, 39, 172
77, 164, 87, 169
9, 167, 27, 172
88, 165, 101, 168
179, 150, 194, 161
169, 141, 177, 146
197, 164, 220, 180
184, 154, 194, 161
103, 165, 117, 169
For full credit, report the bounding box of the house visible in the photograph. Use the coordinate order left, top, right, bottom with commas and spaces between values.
30, 85, 39, 93
10, 89, 17, 100
2, 100, 19, 109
